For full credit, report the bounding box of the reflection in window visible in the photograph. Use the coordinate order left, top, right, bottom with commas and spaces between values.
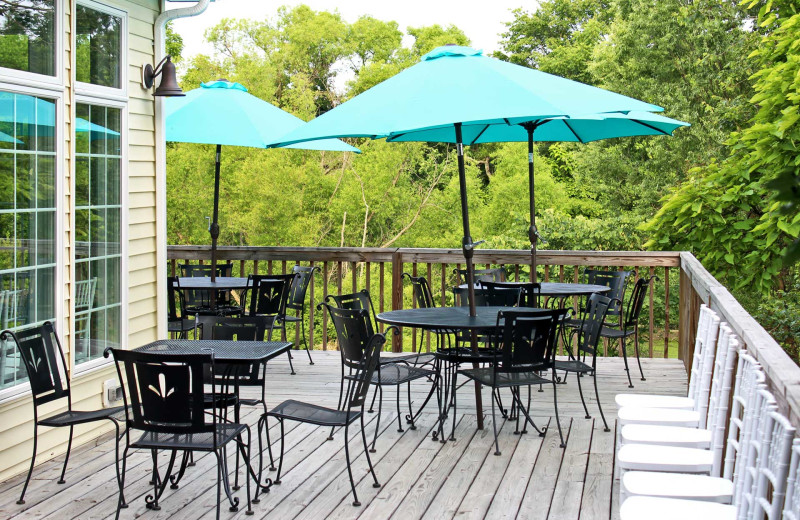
0, 90, 57, 390
76, 4, 121, 89
75, 103, 121, 364
0, 0, 56, 76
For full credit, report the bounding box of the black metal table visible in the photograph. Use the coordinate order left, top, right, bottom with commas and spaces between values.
133, 338, 292, 498
175, 276, 253, 291
457, 282, 611, 298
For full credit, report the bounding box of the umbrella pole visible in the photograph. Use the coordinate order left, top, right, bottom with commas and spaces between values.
526, 124, 538, 284
209, 144, 222, 308
454, 123, 485, 430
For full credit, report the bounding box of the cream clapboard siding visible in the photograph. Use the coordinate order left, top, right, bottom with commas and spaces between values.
0, 0, 163, 482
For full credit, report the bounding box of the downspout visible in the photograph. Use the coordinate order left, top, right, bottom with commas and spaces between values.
153, 0, 211, 339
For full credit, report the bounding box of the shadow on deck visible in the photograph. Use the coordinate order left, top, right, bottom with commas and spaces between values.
0, 352, 686, 520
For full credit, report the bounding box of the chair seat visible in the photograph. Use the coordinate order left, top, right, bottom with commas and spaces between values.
266, 399, 359, 427
39, 405, 126, 427
618, 406, 701, 428
622, 471, 733, 502
131, 423, 246, 450
168, 318, 196, 333
553, 359, 593, 373
598, 326, 633, 339
458, 367, 549, 388
187, 304, 243, 316
619, 496, 736, 520
615, 393, 694, 410
435, 347, 499, 364
203, 393, 238, 409
373, 363, 436, 385
617, 443, 713, 473
379, 352, 436, 366
620, 424, 712, 448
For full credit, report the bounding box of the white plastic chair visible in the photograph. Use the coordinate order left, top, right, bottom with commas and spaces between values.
616, 316, 724, 432
615, 304, 718, 410
619, 327, 739, 449
781, 439, 800, 520
620, 409, 795, 520
618, 354, 767, 480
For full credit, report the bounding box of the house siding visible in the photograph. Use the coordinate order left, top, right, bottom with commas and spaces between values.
0, 0, 163, 482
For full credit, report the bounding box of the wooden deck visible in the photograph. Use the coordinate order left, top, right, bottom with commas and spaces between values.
0, 351, 686, 520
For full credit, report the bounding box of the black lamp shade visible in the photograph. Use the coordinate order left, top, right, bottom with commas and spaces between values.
153, 58, 184, 97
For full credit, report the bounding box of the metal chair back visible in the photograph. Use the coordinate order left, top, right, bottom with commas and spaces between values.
452, 285, 521, 307
179, 262, 235, 309
246, 274, 295, 317
575, 293, 613, 360
623, 276, 656, 329
325, 290, 379, 337
167, 276, 185, 321
111, 349, 215, 438
495, 309, 567, 374
286, 265, 319, 312
2, 322, 70, 407
195, 315, 271, 388
585, 269, 631, 319
453, 267, 505, 285
402, 273, 435, 309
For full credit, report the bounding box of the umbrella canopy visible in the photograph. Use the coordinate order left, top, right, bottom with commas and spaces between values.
0, 131, 21, 144
165, 80, 359, 282
270, 45, 687, 314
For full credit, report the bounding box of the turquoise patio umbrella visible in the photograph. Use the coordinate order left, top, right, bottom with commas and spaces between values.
166, 80, 359, 280
272, 45, 688, 307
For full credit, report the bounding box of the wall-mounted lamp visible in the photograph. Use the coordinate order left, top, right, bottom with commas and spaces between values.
141, 55, 184, 97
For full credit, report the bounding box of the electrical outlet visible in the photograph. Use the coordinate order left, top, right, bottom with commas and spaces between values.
103, 378, 123, 407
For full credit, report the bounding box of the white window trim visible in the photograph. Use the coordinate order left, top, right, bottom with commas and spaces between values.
0, 82, 65, 403
74, 0, 128, 101
71, 94, 128, 377
0, 0, 64, 91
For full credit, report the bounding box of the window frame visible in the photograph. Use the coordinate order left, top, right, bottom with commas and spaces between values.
71, 93, 127, 377
74, 0, 128, 102
0, 81, 65, 402
0, 0, 64, 91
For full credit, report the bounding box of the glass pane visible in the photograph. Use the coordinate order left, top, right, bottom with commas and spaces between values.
106, 305, 120, 348
76, 5, 121, 88
0, 0, 56, 76
15, 154, 33, 209
106, 157, 119, 205
35, 266, 55, 323
75, 209, 89, 260
91, 258, 105, 307
0, 153, 13, 210
36, 210, 54, 264
90, 208, 105, 257
106, 256, 120, 304
15, 212, 31, 268
75, 103, 90, 155
0, 213, 13, 271
89, 157, 105, 206
14, 94, 35, 151
89, 104, 104, 155
106, 107, 120, 155
36, 155, 54, 208
75, 156, 89, 207
106, 207, 119, 244
36, 97, 55, 152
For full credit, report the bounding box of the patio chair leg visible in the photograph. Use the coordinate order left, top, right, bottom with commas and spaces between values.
219, 447, 240, 512
491, 388, 501, 455
450, 366, 458, 441
114, 446, 129, 520
360, 413, 381, 489
170, 451, 191, 489
396, 384, 404, 433
593, 370, 610, 432
343, 423, 361, 506
146, 449, 162, 511
240, 427, 254, 515
406, 382, 417, 430
275, 419, 285, 484
286, 350, 296, 375
513, 387, 545, 437
58, 424, 74, 484
110, 420, 127, 508
330, 365, 346, 440
621, 336, 634, 389
215, 451, 223, 520
17, 423, 37, 504
552, 373, 566, 448
233, 404, 242, 490
371, 386, 383, 452
301, 309, 314, 365
576, 370, 591, 419
368, 384, 378, 413
634, 328, 645, 381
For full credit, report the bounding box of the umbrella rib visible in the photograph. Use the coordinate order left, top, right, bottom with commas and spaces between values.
630, 119, 671, 136
470, 124, 490, 145
563, 119, 585, 144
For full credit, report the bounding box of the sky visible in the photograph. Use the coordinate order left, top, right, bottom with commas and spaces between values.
170, 0, 534, 73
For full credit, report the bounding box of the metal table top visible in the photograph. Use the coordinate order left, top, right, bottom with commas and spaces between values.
175, 277, 253, 290
134, 339, 292, 363
458, 282, 610, 297
376, 306, 546, 331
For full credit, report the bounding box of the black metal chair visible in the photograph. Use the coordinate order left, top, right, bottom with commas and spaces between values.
167, 276, 196, 339
453, 267, 505, 284
599, 276, 658, 387
243, 274, 297, 375
4, 322, 125, 506
458, 308, 568, 454
281, 265, 320, 365
322, 293, 437, 451
179, 262, 242, 316
554, 293, 615, 432
108, 348, 253, 519
480, 281, 542, 308
263, 304, 385, 506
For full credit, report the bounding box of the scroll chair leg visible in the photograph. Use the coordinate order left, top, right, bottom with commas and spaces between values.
491, 386, 501, 456
552, 373, 566, 448
330, 366, 346, 440
396, 384, 404, 433
57, 424, 75, 484
286, 350, 296, 375
576, 369, 591, 419
621, 335, 634, 389
240, 427, 254, 516
360, 414, 381, 489
343, 423, 360, 506
406, 381, 417, 430
593, 369, 610, 432
215, 451, 223, 520
368, 384, 379, 413
371, 386, 383, 452
146, 449, 162, 511
114, 446, 130, 520
110, 419, 127, 508
450, 365, 458, 441
302, 309, 314, 365
513, 387, 545, 437
634, 328, 646, 381
17, 423, 38, 504
233, 404, 242, 490
275, 419, 285, 484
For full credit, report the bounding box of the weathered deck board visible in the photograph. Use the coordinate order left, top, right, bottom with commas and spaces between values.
0, 351, 686, 520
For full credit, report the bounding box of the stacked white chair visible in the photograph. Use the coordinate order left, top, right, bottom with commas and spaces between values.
616, 315, 723, 433
615, 304, 718, 410
619, 408, 795, 520
619, 324, 737, 449
782, 439, 800, 520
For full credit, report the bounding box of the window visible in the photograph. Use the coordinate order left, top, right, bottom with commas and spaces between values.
0, 90, 58, 390
0, 0, 56, 77
74, 102, 121, 365
76, 3, 122, 89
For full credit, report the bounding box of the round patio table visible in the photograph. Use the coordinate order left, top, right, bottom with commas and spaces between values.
458, 282, 611, 298
175, 276, 252, 290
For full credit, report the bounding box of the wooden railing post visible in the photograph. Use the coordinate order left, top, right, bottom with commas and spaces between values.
391, 249, 403, 352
